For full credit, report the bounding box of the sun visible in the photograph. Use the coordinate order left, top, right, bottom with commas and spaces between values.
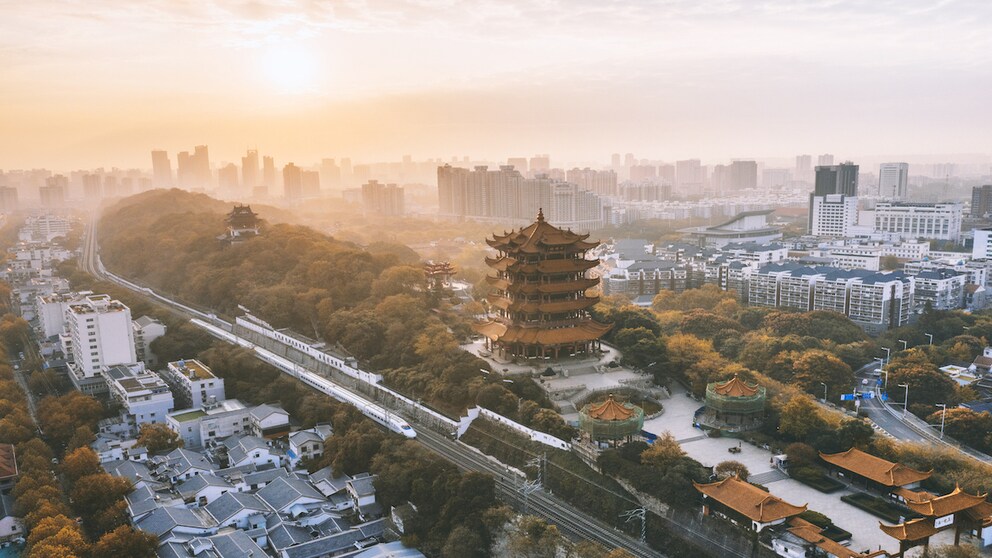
260, 43, 319, 94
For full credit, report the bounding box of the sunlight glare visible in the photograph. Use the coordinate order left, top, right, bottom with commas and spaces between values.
261, 43, 319, 95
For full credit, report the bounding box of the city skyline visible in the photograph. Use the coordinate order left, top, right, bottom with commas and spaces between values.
3, 0, 992, 169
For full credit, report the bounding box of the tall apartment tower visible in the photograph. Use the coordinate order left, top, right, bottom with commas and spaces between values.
795, 155, 812, 176
218, 163, 239, 193
192, 145, 211, 187
242, 150, 259, 192
361, 180, 405, 215
814, 163, 859, 197
0, 186, 18, 212
282, 163, 302, 199
676, 159, 705, 192
878, 163, 909, 200
729, 160, 758, 190
818, 154, 834, 167
151, 150, 173, 188
971, 185, 992, 218
301, 170, 320, 197
177, 151, 192, 188
262, 156, 276, 189
65, 294, 137, 395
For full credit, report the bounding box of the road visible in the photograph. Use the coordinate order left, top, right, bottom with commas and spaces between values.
851, 362, 928, 443
79, 215, 669, 557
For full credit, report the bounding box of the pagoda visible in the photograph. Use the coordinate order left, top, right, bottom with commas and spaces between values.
579, 394, 644, 443
474, 209, 610, 359
225, 204, 260, 240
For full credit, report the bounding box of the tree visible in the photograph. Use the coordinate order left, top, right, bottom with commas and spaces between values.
784, 443, 818, 467
779, 396, 828, 440
766, 349, 853, 400
926, 407, 992, 451
640, 432, 685, 469
714, 460, 750, 480
92, 526, 158, 558
505, 516, 563, 558
441, 525, 487, 558
921, 545, 981, 558
61, 446, 102, 485
69, 473, 132, 535
880, 255, 900, 270
135, 423, 183, 453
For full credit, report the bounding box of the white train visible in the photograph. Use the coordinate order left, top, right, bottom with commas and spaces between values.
191, 318, 417, 439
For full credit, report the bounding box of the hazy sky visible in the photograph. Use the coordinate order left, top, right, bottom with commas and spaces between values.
2, 0, 991, 170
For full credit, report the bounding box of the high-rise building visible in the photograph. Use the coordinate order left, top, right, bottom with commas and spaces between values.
103, 175, 118, 198
301, 170, 320, 197
729, 161, 758, 190
507, 158, 529, 175
762, 168, 791, 189
319, 158, 340, 191
192, 145, 211, 187
262, 156, 276, 189
218, 163, 239, 193
971, 185, 992, 218
282, 163, 302, 199
39, 182, 66, 209
878, 163, 909, 200
151, 150, 173, 188
611, 153, 622, 172
0, 186, 18, 212
339, 157, 353, 187
795, 155, 812, 178
676, 159, 704, 192
629, 165, 657, 183
808, 194, 859, 237
566, 168, 617, 197
361, 180, 405, 215
814, 162, 859, 197
818, 154, 834, 167
658, 164, 676, 185
529, 154, 550, 174
242, 150, 259, 192
64, 294, 137, 395
177, 151, 192, 187
82, 174, 101, 200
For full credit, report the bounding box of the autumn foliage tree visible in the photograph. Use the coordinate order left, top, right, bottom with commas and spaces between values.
135, 423, 183, 453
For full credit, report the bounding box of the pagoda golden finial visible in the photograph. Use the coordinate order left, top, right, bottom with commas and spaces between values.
537, 207, 545, 222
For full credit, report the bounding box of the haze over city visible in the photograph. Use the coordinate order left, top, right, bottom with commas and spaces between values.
4, 0, 992, 170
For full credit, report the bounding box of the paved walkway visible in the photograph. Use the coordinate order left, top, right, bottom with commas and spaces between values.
641, 383, 959, 556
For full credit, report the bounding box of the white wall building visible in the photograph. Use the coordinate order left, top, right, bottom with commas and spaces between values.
161, 359, 225, 410
65, 294, 137, 395
973, 228, 992, 260
132, 316, 166, 367
873, 202, 963, 242
808, 194, 859, 237
879, 162, 909, 200
104, 363, 175, 427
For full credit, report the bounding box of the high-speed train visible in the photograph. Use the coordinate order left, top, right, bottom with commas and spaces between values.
191, 318, 416, 438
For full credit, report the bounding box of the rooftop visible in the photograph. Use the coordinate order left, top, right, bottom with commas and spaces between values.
168, 359, 215, 380
170, 409, 207, 423
819, 448, 931, 487
693, 475, 807, 523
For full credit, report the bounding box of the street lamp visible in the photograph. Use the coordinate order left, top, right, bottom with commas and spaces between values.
935, 404, 947, 438
898, 383, 909, 419
882, 370, 889, 391
881, 347, 891, 364
925, 333, 934, 345
898, 339, 908, 351
819, 382, 827, 403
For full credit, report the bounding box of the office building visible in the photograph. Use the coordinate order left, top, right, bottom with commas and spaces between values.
176, 151, 193, 187
282, 163, 302, 199
361, 180, 405, 216
879, 163, 909, 200
972, 185, 992, 218
105, 363, 174, 427
161, 359, 226, 410
151, 150, 173, 188
808, 194, 859, 237
873, 202, 962, 242
241, 150, 259, 192
65, 294, 137, 395
814, 163, 859, 197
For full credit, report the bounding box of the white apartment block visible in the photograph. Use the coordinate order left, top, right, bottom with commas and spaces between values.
879, 162, 909, 200
161, 359, 226, 410
65, 294, 137, 395
908, 269, 966, 312
973, 229, 992, 260
749, 263, 914, 334
167, 400, 289, 449
873, 202, 963, 242
809, 194, 858, 237
104, 363, 174, 427
36, 292, 87, 338
132, 316, 167, 367
18, 214, 71, 242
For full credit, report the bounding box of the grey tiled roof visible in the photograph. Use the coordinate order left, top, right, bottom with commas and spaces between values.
205, 492, 270, 524
256, 476, 324, 512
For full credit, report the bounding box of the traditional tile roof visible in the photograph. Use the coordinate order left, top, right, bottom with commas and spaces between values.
965, 500, 992, 527
879, 518, 940, 541
486, 210, 598, 253
474, 320, 612, 346
693, 476, 806, 523
905, 485, 988, 517
585, 395, 635, 421
786, 518, 886, 558
711, 375, 759, 397
205, 492, 270, 524
819, 448, 931, 487
892, 487, 936, 504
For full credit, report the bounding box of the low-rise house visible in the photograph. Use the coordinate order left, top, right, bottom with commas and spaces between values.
224, 435, 284, 469
156, 527, 267, 558
177, 474, 235, 506
134, 505, 218, 544
249, 404, 291, 439
205, 492, 271, 530
257, 476, 325, 516
288, 425, 332, 467
151, 448, 217, 484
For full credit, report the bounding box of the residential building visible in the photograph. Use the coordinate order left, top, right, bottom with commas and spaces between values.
971, 185, 992, 218
566, 168, 617, 196
36, 291, 84, 338
879, 162, 909, 200
167, 399, 289, 449
104, 363, 175, 427
0, 186, 18, 212
873, 202, 963, 242
133, 315, 166, 367
223, 436, 283, 469
283, 163, 302, 199
65, 294, 137, 395
161, 359, 226, 410
973, 228, 992, 260
287, 425, 333, 467
808, 194, 858, 237
361, 180, 405, 215
908, 268, 967, 312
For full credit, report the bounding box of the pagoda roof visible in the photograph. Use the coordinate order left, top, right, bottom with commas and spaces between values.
786, 518, 886, 558
879, 518, 940, 541
486, 276, 599, 295
498, 298, 599, 314
486, 209, 599, 253
710, 375, 759, 397
819, 448, 931, 487
892, 487, 936, 504
693, 476, 806, 523
905, 485, 988, 517
473, 320, 611, 346
486, 256, 598, 274
585, 395, 635, 421
964, 500, 992, 527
